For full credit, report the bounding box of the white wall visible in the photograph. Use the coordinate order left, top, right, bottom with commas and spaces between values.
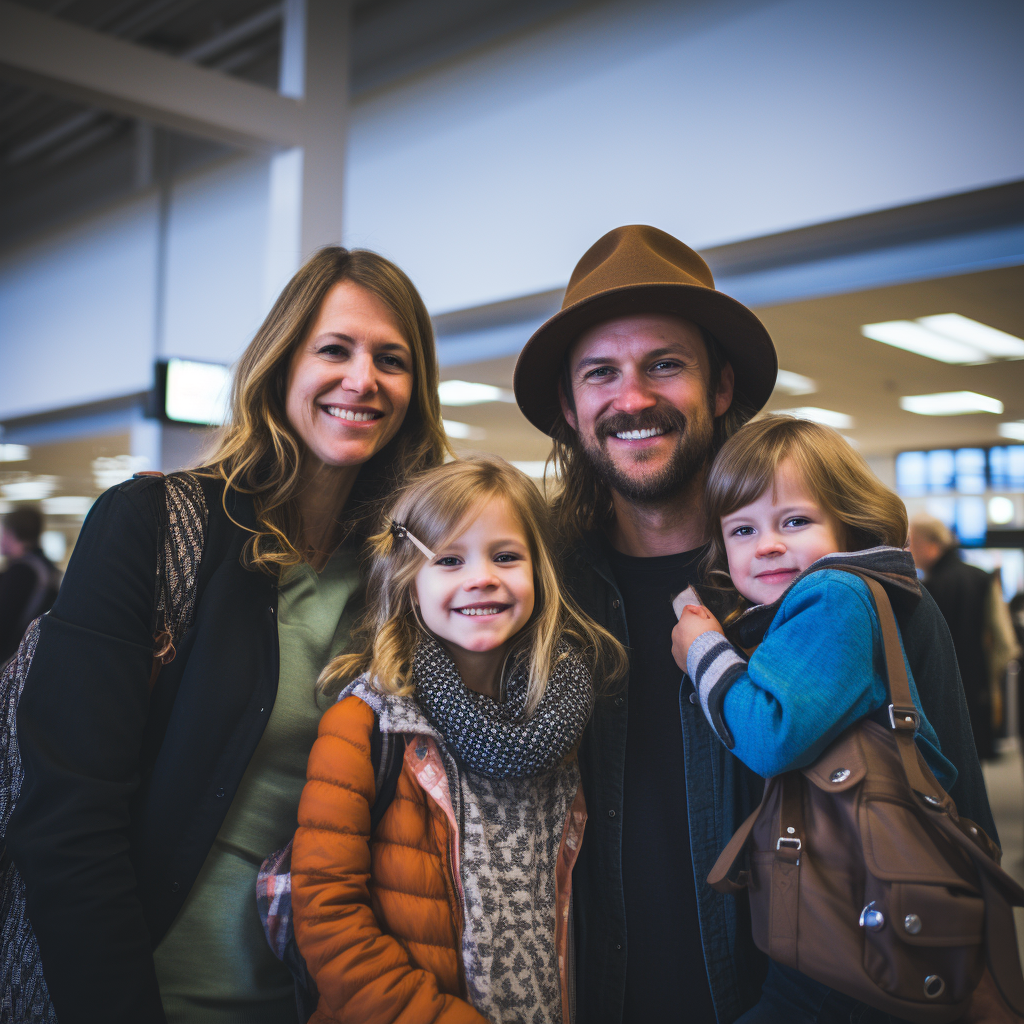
162, 157, 272, 365
343, 0, 1024, 312
2, 0, 1023, 420
0, 194, 159, 418
0, 155, 273, 420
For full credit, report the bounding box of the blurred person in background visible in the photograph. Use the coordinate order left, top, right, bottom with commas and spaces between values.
909, 514, 1019, 760
0, 505, 61, 664
7, 247, 448, 1024
986, 569, 1021, 741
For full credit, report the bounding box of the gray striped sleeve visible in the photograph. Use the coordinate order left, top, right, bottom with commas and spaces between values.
686, 631, 748, 748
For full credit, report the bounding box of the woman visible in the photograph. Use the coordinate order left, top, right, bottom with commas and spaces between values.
7, 248, 448, 1024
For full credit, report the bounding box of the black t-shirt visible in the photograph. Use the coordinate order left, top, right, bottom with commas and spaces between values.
606, 544, 717, 1023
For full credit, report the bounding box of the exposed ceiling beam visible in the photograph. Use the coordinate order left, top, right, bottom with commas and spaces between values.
0, 0, 301, 151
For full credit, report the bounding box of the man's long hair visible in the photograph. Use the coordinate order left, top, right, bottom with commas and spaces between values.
548, 330, 757, 543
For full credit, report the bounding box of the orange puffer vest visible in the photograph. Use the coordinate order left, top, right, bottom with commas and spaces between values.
292, 695, 586, 1024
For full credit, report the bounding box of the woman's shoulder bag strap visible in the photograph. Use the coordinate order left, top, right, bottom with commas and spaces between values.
135, 471, 209, 686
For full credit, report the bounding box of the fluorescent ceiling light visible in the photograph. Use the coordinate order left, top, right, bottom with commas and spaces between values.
42, 496, 94, 517
861, 315, 1024, 364
918, 314, 1024, 359
861, 320, 983, 363
0, 444, 29, 462
899, 391, 1004, 416
443, 420, 486, 440
774, 407, 854, 429
510, 461, 553, 479
998, 422, 1024, 441
92, 455, 150, 491
438, 380, 514, 406
774, 370, 817, 396
0, 475, 58, 501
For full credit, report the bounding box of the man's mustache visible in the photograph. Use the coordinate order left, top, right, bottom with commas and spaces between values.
597, 407, 687, 440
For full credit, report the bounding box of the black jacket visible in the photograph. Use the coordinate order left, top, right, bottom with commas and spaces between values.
8, 474, 280, 1024
923, 548, 995, 759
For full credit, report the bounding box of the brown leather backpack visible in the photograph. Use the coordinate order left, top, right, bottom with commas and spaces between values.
708, 568, 1024, 1023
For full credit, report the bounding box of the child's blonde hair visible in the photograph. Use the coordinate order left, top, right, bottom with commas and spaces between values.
704, 416, 908, 593
319, 454, 627, 713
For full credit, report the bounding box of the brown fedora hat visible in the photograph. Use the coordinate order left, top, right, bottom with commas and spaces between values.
513, 224, 778, 436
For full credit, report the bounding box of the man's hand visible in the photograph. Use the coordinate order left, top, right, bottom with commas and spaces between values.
671, 605, 724, 671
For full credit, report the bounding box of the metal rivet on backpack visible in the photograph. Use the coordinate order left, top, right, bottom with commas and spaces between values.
904, 914, 922, 935
830, 769, 851, 783
924, 795, 941, 807
787, 826, 796, 834
859, 902, 885, 931
924, 975, 945, 999
970, 826, 978, 834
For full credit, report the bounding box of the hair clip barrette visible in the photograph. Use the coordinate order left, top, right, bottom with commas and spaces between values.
389, 519, 436, 561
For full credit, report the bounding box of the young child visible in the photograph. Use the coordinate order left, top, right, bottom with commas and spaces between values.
672, 415, 957, 1024
291, 455, 626, 1024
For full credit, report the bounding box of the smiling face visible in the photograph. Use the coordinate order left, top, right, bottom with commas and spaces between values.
722, 458, 845, 606
284, 279, 414, 471
414, 496, 536, 680
560, 314, 733, 504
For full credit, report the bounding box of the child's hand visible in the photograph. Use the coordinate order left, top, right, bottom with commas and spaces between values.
671, 605, 724, 671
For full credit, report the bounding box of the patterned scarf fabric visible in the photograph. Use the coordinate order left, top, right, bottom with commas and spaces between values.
413, 636, 594, 778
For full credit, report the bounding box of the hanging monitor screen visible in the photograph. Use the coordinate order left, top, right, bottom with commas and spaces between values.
159, 359, 231, 426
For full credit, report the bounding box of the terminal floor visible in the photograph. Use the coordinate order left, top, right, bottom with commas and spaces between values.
982, 741, 1024, 967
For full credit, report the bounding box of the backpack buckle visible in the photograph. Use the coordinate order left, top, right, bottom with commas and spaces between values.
888, 704, 919, 732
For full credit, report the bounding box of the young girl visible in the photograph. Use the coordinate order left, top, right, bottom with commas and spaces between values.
290, 455, 626, 1024
672, 415, 957, 1024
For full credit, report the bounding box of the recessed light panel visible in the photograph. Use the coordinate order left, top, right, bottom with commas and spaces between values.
998, 422, 1024, 441
510, 461, 552, 479
438, 380, 514, 406
0, 475, 59, 501
773, 370, 817, 396
899, 392, 1004, 416
861, 321, 984, 363
0, 444, 29, 462
774, 407, 854, 429
861, 315, 1024, 365
442, 420, 486, 440
918, 314, 1024, 359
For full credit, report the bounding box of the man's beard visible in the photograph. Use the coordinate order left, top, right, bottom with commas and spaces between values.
577, 400, 716, 506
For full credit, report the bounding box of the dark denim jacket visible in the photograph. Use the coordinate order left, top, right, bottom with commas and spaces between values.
563, 534, 766, 1024
563, 532, 996, 1024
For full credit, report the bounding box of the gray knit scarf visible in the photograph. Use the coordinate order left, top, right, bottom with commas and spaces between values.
413, 636, 593, 778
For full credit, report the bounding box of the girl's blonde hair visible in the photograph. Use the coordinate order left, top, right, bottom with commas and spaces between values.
704, 416, 908, 601
202, 247, 449, 572
319, 455, 628, 713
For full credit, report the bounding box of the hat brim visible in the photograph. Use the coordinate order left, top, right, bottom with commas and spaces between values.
513, 282, 778, 437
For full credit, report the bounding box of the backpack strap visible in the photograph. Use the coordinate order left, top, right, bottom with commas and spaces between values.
828, 567, 952, 809
368, 714, 404, 835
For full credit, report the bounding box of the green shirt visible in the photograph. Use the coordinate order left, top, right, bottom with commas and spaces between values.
155, 547, 360, 1023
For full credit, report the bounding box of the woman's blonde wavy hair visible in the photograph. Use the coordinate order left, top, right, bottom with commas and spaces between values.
201, 247, 449, 572
319, 455, 628, 714
703, 415, 908, 618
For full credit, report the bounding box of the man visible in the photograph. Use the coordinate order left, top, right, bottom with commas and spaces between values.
0, 506, 61, 663
909, 514, 1019, 761
513, 225, 996, 1023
